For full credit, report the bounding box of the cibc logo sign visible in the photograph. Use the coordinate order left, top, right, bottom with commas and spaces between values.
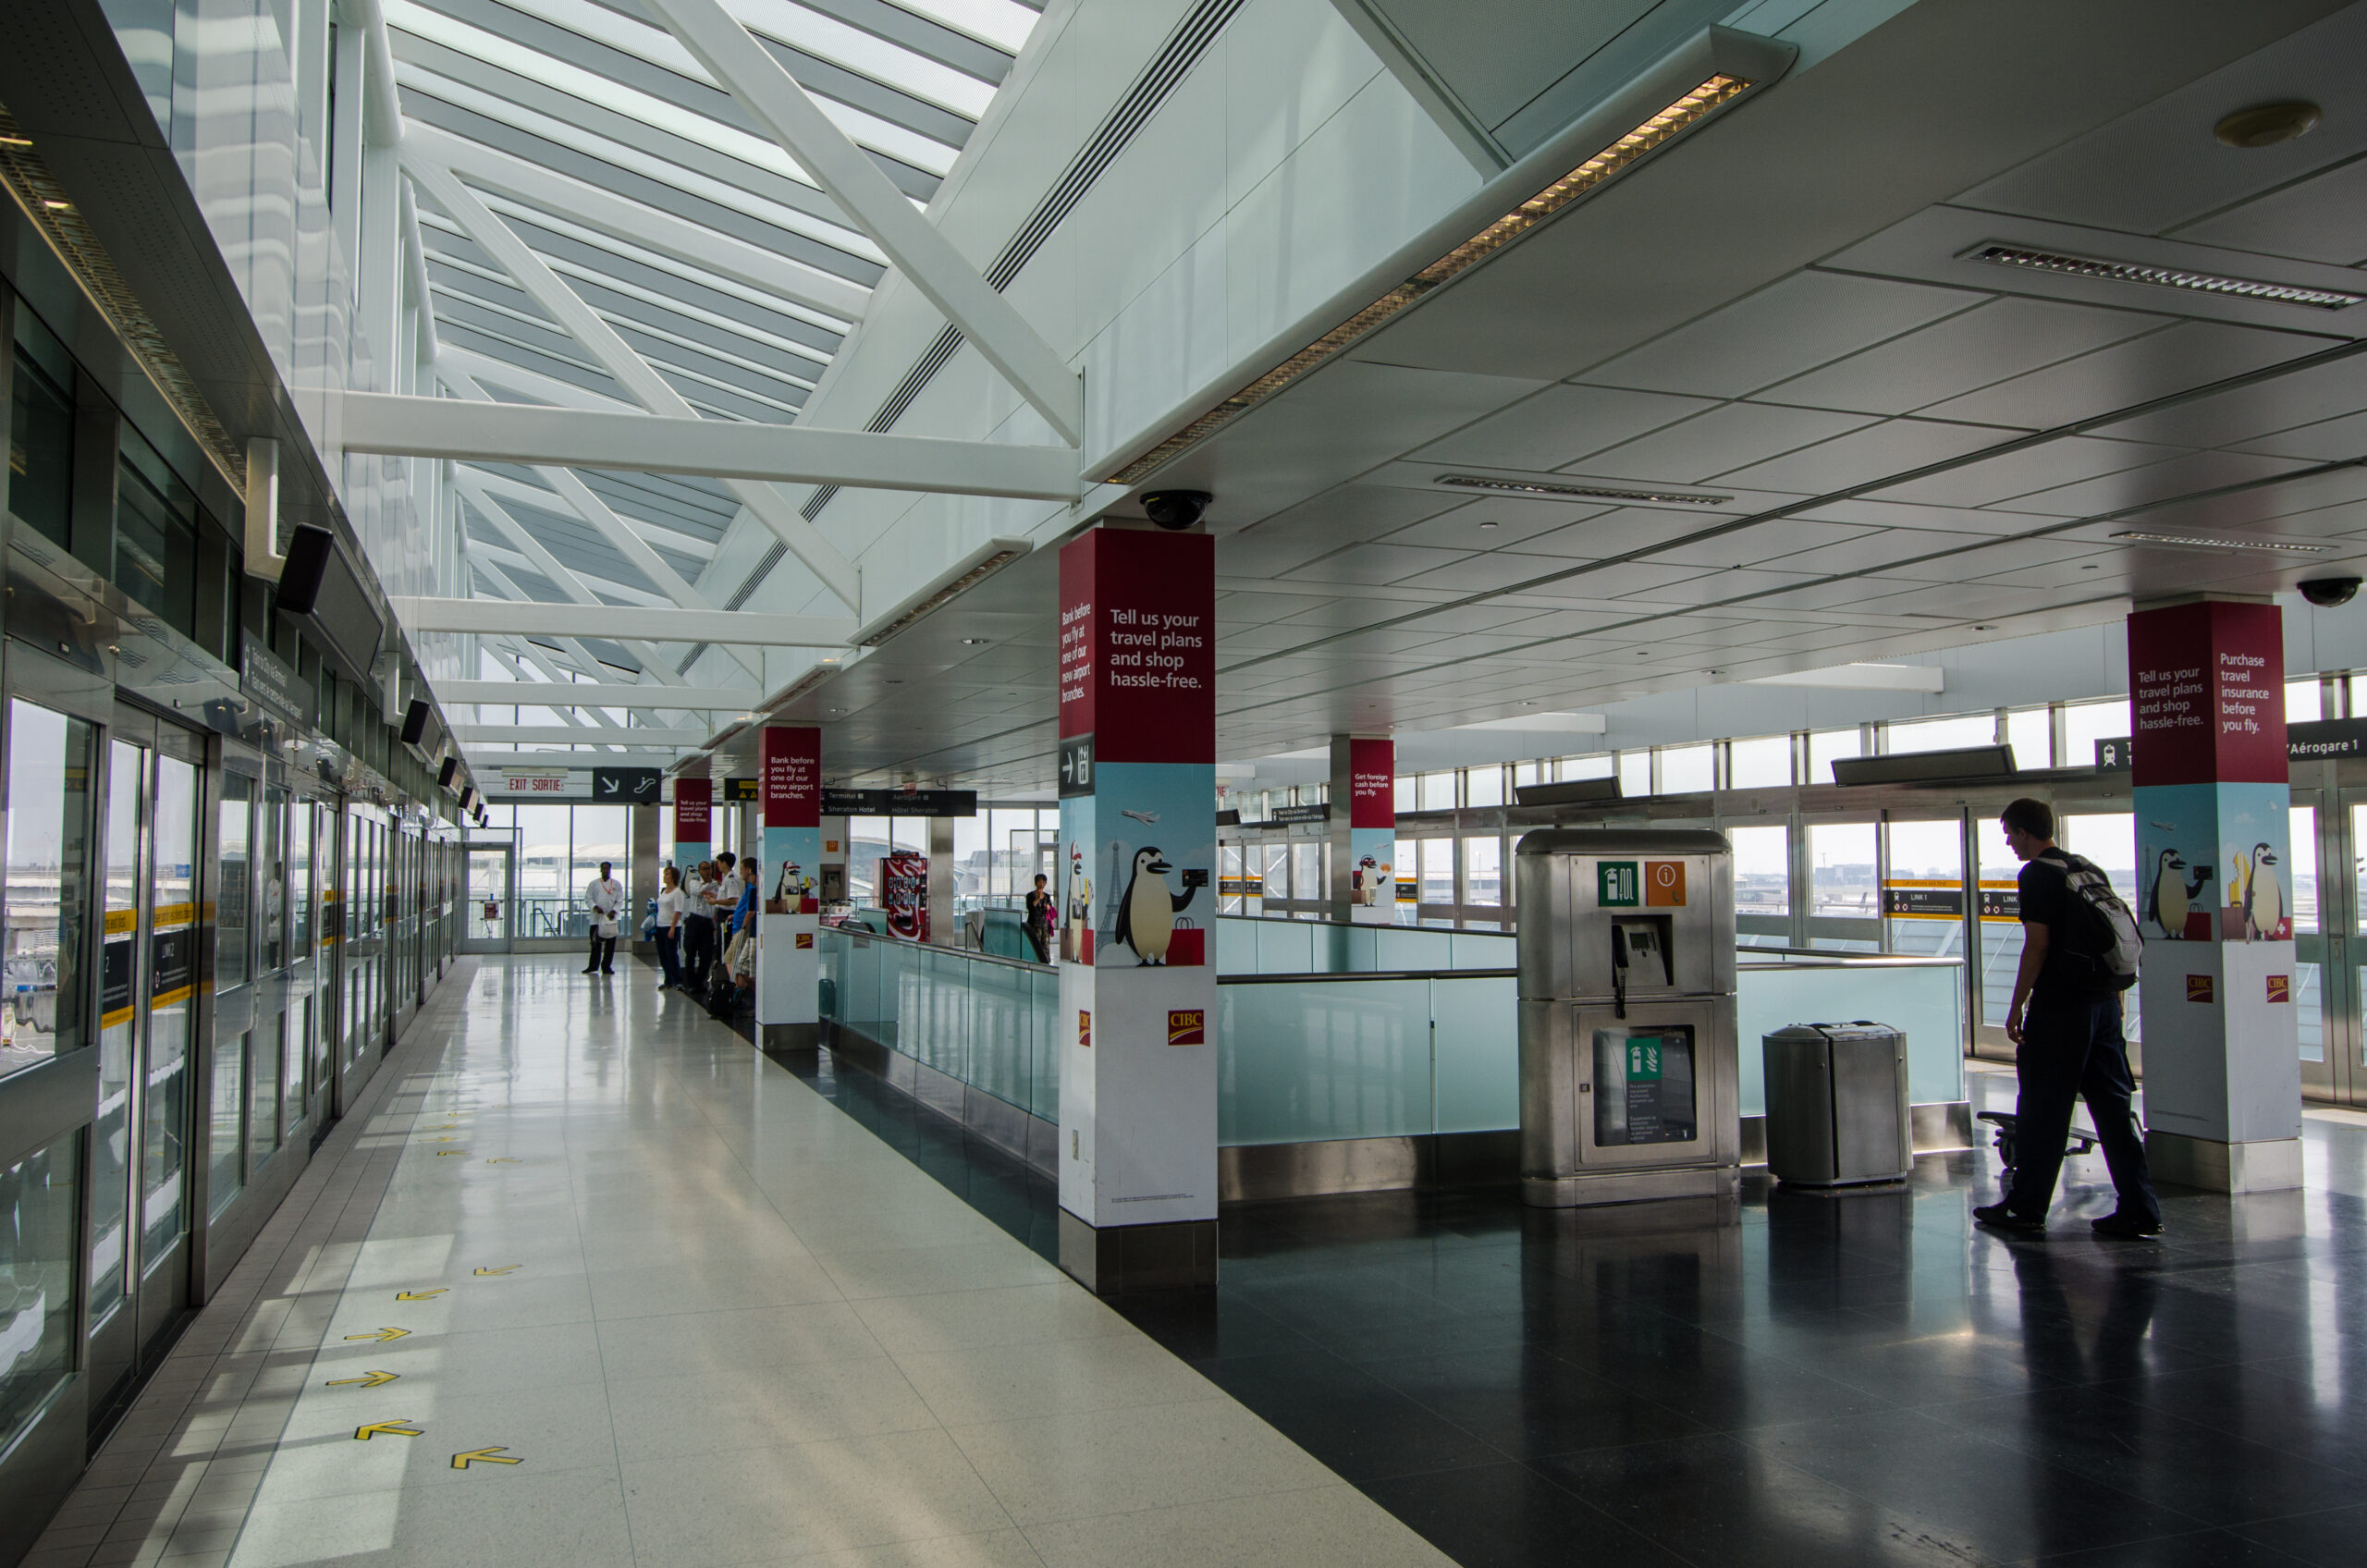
1167, 1009, 1206, 1046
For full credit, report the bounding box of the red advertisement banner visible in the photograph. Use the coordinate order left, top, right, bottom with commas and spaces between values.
762, 726, 820, 828
672, 778, 710, 841
1057, 529, 1214, 763
1349, 737, 1394, 829
2128, 600, 2287, 788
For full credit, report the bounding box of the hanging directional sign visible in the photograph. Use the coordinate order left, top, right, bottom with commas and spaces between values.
592, 766, 662, 802
821, 788, 979, 816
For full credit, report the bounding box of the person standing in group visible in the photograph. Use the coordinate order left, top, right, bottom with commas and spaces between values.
1977, 798, 2163, 1238
583, 860, 624, 976
724, 858, 761, 971
655, 864, 685, 991
1024, 873, 1054, 963
681, 859, 715, 978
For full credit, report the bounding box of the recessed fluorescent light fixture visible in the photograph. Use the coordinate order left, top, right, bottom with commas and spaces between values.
1104, 31, 1793, 486
1967, 243, 2367, 310
2110, 530, 2333, 554
1437, 474, 1731, 506
855, 539, 1029, 648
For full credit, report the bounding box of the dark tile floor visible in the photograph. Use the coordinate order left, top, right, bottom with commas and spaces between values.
771, 1032, 2367, 1568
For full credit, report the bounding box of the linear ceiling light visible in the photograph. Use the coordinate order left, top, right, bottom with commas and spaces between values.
2110, 530, 2333, 553
1967, 244, 2367, 311
856, 545, 1027, 647
0, 104, 245, 489
1436, 473, 1731, 506
1110, 71, 1759, 485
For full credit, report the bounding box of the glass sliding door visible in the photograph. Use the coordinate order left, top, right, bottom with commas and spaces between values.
89, 741, 145, 1334
143, 755, 196, 1272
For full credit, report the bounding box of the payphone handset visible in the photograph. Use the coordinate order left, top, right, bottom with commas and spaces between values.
1609, 915, 1674, 1018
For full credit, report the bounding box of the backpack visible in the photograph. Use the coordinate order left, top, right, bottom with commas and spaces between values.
2036, 850, 2142, 992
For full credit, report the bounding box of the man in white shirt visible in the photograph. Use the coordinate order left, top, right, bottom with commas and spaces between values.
583, 860, 624, 976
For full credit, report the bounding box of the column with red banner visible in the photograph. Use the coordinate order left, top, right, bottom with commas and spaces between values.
1329, 736, 1398, 924
2128, 597, 2301, 1193
1056, 526, 1217, 1292
757, 727, 822, 1047
672, 778, 711, 875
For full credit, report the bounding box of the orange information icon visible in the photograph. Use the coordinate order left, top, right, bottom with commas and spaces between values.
2186, 974, 2214, 1003
1644, 861, 1687, 907
2267, 974, 2291, 1004
1167, 1009, 1206, 1046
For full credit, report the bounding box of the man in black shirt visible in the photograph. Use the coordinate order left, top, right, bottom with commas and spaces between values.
1975, 798, 2163, 1238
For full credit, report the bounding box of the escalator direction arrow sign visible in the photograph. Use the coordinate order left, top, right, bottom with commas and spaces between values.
354, 1420, 423, 1440
450, 1447, 522, 1469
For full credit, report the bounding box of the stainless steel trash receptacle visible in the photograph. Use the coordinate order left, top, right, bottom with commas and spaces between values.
1762, 1022, 1911, 1186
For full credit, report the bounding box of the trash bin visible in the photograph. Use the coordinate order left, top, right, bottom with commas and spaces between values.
1762, 1022, 1912, 1187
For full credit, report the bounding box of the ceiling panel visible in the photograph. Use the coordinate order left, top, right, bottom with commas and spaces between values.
1712, 417, 2013, 496
2087, 346, 2367, 447
1919, 321, 2319, 430
1648, 519, 1878, 570
1576, 271, 1987, 399
2225, 405, 2367, 461
1409, 384, 1717, 471
1282, 543, 1476, 585
1378, 497, 1610, 549
1579, 402, 1877, 485
1512, 506, 1740, 559
2172, 152, 2367, 264
1998, 447, 2313, 519
1871, 435, 2189, 508
1756, 297, 2172, 418
1389, 552, 1578, 594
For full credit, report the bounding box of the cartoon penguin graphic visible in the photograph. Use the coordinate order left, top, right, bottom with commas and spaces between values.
2246, 842, 2284, 941
1113, 846, 1196, 965
2144, 849, 2209, 939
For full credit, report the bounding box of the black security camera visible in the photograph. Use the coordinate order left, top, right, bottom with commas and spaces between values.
1140, 490, 1211, 530
2300, 577, 2362, 608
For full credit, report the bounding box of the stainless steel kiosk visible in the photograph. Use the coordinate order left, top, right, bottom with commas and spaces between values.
1516, 829, 1742, 1207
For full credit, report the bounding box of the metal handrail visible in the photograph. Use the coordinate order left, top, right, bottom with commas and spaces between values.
830, 928, 1053, 976
1222, 968, 1517, 985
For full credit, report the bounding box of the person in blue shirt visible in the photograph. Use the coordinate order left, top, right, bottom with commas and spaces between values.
732, 857, 760, 938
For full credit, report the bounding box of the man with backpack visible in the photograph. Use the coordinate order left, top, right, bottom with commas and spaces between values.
1977, 798, 2164, 1238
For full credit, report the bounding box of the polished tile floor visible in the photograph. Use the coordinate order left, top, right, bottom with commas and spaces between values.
781, 1039, 2367, 1568
23, 958, 1446, 1568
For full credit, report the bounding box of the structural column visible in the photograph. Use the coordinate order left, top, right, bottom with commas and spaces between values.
1328, 736, 1398, 924
2129, 595, 2302, 1193
628, 804, 658, 949
673, 777, 711, 870
1056, 526, 1218, 1293
926, 816, 955, 947
757, 726, 821, 1048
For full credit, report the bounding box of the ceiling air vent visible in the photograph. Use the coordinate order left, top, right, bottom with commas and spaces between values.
1965, 244, 2367, 310
1437, 474, 1731, 506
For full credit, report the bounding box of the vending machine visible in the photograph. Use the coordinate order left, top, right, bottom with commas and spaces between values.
1515, 828, 1741, 1207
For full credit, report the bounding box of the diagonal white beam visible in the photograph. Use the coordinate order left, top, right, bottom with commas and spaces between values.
403, 157, 864, 610
456, 481, 693, 679
461, 468, 717, 561
469, 571, 644, 747
643, 0, 1080, 446
404, 123, 869, 325
472, 541, 671, 607
395, 597, 856, 645
435, 680, 756, 709
435, 343, 644, 414
441, 362, 763, 683
342, 389, 1079, 499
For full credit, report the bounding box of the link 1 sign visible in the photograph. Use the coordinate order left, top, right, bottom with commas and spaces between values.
819, 789, 977, 817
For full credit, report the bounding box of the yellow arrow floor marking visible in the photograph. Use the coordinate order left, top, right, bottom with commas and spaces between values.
450, 1447, 522, 1469
344, 1328, 410, 1342
327, 1371, 399, 1389
354, 1420, 423, 1440
395, 1290, 447, 1301
435, 1150, 470, 1157
485, 1158, 521, 1164
472, 1265, 522, 1276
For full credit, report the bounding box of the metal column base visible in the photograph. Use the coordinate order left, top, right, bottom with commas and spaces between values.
1521, 1164, 1737, 1208
2146, 1130, 2303, 1194
760, 1022, 819, 1050
1057, 1210, 1217, 1293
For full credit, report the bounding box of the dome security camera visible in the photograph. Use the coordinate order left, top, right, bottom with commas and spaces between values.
1140, 490, 1211, 531
2300, 577, 2361, 608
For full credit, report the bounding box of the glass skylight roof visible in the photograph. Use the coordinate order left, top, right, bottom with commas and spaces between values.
389, 0, 1043, 695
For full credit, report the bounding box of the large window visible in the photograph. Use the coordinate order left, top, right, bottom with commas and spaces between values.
1729, 736, 1790, 790
1661, 744, 1714, 794
1887, 714, 1994, 754
3, 702, 94, 1081
116, 426, 201, 638
0, 1134, 80, 1452
8, 305, 74, 549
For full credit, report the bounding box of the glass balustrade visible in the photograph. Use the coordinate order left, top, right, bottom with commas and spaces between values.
819, 927, 1964, 1150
